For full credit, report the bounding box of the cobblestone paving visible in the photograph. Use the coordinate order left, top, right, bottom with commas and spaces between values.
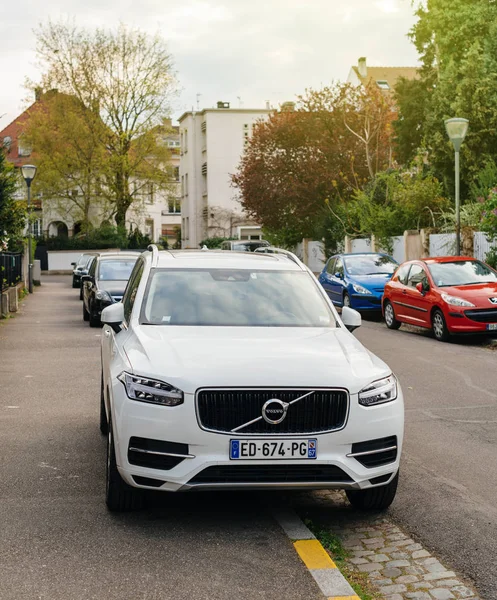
291, 491, 481, 600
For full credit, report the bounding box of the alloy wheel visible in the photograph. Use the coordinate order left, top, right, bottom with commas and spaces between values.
385, 303, 394, 326
433, 312, 444, 339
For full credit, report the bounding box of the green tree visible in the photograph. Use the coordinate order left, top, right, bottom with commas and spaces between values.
0, 149, 26, 248
399, 0, 497, 194
33, 21, 177, 227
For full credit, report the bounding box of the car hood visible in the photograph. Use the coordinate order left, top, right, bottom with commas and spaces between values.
441, 281, 497, 305
348, 274, 393, 288
123, 326, 391, 394
98, 280, 127, 296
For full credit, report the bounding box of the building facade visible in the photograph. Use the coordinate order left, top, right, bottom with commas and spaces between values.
0, 93, 181, 245
178, 103, 272, 248
347, 57, 418, 92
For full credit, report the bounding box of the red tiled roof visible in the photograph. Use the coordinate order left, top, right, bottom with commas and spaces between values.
0, 101, 43, 167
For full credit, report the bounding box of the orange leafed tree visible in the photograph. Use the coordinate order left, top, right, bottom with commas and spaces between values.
232, 82, 396, 244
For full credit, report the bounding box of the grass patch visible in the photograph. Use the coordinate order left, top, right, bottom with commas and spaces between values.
304, 519, 382, 600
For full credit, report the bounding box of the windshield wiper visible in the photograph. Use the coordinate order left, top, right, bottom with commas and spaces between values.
363, 272, 392, 275
454, 281, 493, 286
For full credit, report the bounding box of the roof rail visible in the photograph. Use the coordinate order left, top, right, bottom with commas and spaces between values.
147, 244, 159, 266
255, 247, 306, 269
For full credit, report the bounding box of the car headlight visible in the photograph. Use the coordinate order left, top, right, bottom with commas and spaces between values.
95, 290, 112, 302
352, 283, 372, 295
441, 293, 475, 307
359, 374, 397, 407
117, 372, 184, 406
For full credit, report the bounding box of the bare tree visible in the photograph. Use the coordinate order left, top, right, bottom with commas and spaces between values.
32, 21, 178, 228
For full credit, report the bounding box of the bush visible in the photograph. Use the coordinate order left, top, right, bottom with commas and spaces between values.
39, 224, 129, 250
199, 236, 235, 249
485, 248, 497, 269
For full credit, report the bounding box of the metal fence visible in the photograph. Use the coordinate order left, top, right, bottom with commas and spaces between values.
0, 252, 23, 291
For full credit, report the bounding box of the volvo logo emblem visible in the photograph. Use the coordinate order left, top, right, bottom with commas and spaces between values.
262, 399, 289, 425
490, 297, 497, 305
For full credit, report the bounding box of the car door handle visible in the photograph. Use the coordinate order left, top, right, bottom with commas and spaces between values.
402, 289, 407, 294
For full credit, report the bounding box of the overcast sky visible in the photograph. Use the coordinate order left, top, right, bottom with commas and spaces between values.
0, 0, 419, 126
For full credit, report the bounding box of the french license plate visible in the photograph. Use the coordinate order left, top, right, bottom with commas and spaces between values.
229, 439, 317, 460
487, 323, 497, 331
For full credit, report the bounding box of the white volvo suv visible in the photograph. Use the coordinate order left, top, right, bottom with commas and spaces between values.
100, 246, 404, 511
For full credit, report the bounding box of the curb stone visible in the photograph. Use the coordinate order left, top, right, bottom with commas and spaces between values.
289, 490, 483, 600
274, 507, 360, 600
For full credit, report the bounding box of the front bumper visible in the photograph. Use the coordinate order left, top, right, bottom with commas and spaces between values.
445, 305, 497, 334
110, 381, 404, 492
350, 291, 383, 311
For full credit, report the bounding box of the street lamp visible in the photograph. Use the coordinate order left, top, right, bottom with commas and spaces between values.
445, 118, 469, 256
21, 164, 37, 293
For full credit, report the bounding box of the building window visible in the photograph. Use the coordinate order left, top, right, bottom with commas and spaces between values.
148, 183, 154, 204
186, 217, 189, 240
181, 175, 185, 196
145, 219, 154, 239
32, 218, 42, 238
168, 197, 181, 214
174, 166, 180, 182
185, 173, 189, 196
18, 136, 32, 157
182, 129, 188, 153
376, 80, 390, 90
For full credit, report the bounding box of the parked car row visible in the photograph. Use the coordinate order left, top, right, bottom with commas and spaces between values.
317, 252, 497, 343
72, 252, 138, 327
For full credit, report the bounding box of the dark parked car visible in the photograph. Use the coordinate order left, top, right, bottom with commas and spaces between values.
72, 253, 99, 296
219, 240, 270, 252
82, 253, 138, 327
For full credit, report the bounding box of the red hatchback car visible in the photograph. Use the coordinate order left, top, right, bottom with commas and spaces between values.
383, 256, 497, 342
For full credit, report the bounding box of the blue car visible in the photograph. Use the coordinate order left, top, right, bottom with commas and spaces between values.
318, 252, 398, 311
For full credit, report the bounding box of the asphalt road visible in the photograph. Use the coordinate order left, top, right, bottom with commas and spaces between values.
354, 317, 497, 600
0, 276, 322, 600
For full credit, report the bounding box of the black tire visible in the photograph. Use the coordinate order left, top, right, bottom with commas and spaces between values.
384, 300, 401, 330
79, 286, 84, 301
346, 472, 399, 511
106, 418, 143, 512
343, 293, 351, 309
100, 373, 108, 435
83, 301, 90, 321
89, 303, 101, 328
432, 308, 451, 342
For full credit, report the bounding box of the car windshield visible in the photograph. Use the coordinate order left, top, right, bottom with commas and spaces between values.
141, 269, 336, 327
233, 242, 268, 252
427, 260, 497, 287
344, 255, 397, 276
77, 255, 91, 267
98, 259, 137, 281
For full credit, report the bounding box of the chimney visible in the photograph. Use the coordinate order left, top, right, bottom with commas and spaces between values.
265, 101, 271, 110
281, 101, 296, 112
358, 57, 367, 78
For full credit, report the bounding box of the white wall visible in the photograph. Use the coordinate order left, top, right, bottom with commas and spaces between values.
429, 233, 456, 257
47, 249, 119, 271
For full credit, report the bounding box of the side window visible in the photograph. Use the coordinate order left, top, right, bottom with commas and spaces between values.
395, 264, 410, 285
335, 257, 344, 277
326, 258, 336, 275
123, 261, 144, 323
88, 257, 97, 276
407, 264, 428, 288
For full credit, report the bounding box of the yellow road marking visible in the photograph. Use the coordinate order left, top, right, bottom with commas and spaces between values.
293, 539, 337, 570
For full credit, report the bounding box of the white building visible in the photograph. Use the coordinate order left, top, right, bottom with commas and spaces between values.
178, 103, 272, 248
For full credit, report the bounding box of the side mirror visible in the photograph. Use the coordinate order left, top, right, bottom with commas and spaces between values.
416, 281, 429, 295
71, 262, 76, 267
341, 306, 361, 333
81, 275, 92, 283
335, 272, 343, 280
101, 303, 124, 333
